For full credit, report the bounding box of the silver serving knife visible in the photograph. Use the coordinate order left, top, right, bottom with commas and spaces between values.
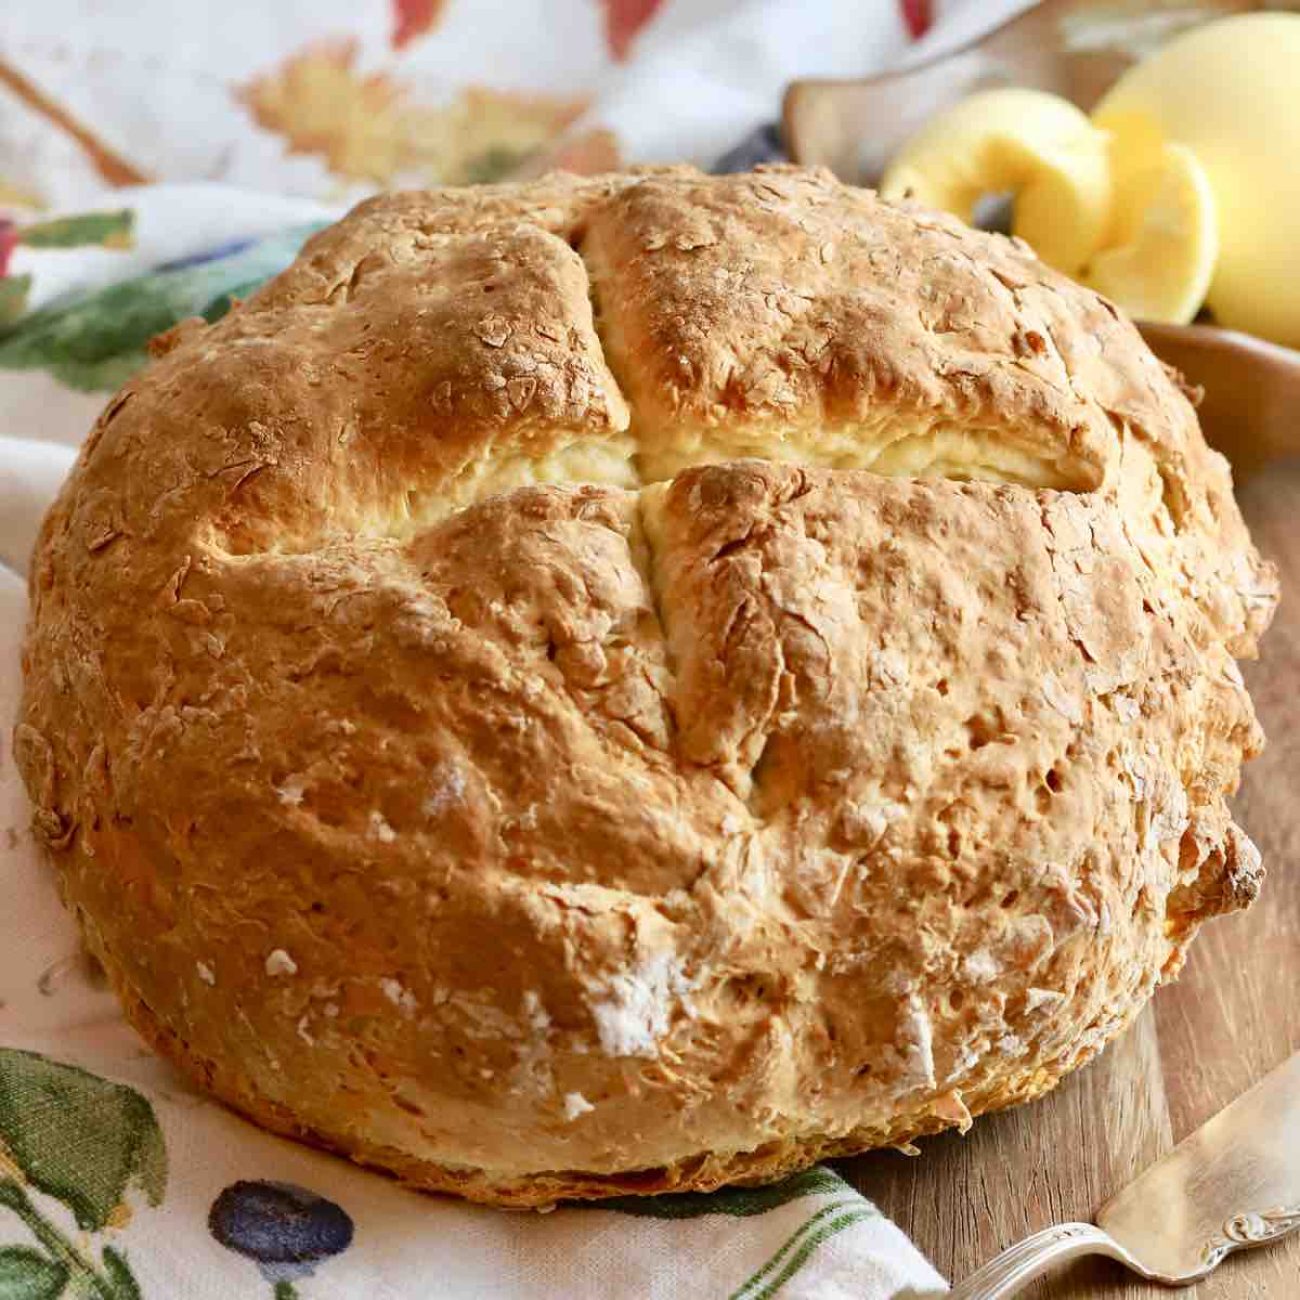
949, 1050, 1300, 1296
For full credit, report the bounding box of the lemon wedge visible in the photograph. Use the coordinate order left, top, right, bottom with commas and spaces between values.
880, 87, 1112, 276
1081, 141, 1218, 325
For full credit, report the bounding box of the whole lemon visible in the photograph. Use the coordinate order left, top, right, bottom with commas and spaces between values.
1095, 13, 1300, 345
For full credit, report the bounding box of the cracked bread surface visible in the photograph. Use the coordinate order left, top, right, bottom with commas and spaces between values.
16, 166, 1277, 1206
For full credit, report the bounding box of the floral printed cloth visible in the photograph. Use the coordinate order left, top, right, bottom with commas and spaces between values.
0, 1, 1032, 1295
1, 0, 1022, 209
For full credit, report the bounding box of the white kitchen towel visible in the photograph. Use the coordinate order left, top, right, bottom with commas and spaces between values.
0, 2, 1053, 1295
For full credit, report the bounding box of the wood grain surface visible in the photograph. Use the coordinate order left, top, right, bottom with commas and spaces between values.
842, 463, 1300, 1297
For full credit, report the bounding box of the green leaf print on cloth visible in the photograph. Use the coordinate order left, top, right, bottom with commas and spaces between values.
0, 1246, 67, 1300
0, 278, 33, 330
0, 1049, 166, 1300
17, 212, 134, 252
0, 1049, 165, 1230
0, 208, 135, 330
0, 226, 323, 393
596, 1166, 847, 1218
598, 1166, 885, 1299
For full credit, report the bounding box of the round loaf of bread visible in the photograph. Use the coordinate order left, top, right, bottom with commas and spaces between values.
17, 167, 1277, 1206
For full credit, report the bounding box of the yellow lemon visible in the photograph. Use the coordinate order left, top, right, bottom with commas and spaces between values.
1082, 141, 1218, 325
1095, 13, 1300, 344
880, 87, 1112, 276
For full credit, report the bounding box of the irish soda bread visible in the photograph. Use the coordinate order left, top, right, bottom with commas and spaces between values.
17, 167, 1278, 1205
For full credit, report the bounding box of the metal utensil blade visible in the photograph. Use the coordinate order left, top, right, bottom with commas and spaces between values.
1097, 1050, 1300, 1282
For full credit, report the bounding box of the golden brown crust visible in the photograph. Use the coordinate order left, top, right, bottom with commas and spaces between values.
17, 166, 1277, 1206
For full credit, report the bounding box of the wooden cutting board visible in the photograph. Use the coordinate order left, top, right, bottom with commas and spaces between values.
840, 463, 1300, 1296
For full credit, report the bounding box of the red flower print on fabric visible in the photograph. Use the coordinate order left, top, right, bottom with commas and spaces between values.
600, 0, 664, 61
900, 0, 933, 40
392, 0, 447, 49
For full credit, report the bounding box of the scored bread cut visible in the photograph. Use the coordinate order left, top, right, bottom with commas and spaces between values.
16, 167, 1277, 1206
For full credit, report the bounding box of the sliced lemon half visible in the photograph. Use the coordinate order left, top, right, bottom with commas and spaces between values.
1081, 141, 1218, 325
880, 87, 1112, 276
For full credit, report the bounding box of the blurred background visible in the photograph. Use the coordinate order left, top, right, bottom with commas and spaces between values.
0, 0, 990, 207
2, 0, 1298, 449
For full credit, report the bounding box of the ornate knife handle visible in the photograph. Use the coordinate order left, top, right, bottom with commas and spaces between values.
1201, 1207, 1300, 1269
949, 1207, 1300, 1298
